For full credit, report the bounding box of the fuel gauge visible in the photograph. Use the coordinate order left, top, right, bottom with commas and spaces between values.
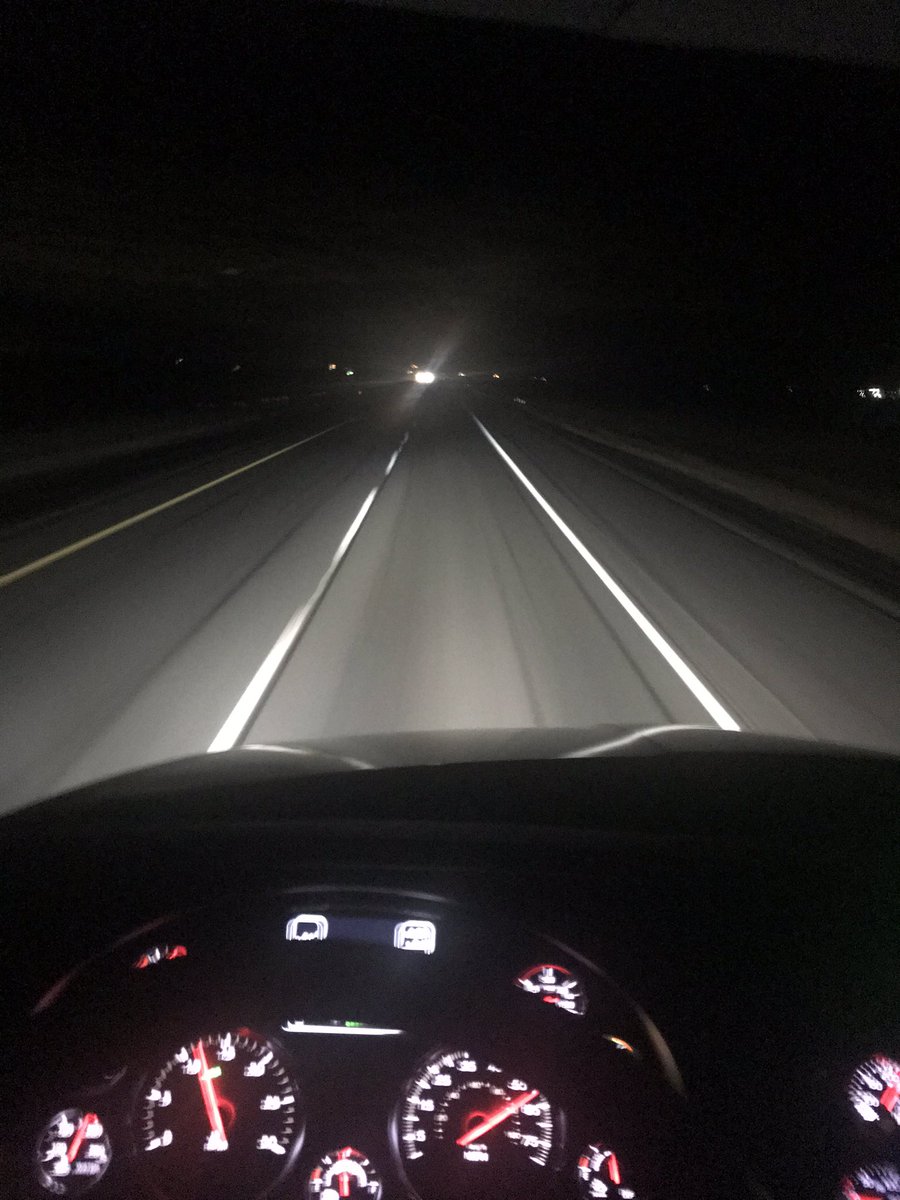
515, 964, 587, 1015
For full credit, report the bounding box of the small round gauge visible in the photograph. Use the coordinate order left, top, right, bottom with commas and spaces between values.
841, 1163, 900, 1199
35, 1109, 111, 1195
576, 1142, 636, 1199
308, 1146, 382, 1199
515, 964, 587, 1015
396, 1048, 561, 1200
849, 1057, 900, 1130
137, 1029, 302, 1200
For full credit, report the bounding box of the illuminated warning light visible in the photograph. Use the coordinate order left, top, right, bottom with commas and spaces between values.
394, 919, 436, 953
133, 944, 188, 969
603, 1035, 636, 1054
285, 913, 329, 942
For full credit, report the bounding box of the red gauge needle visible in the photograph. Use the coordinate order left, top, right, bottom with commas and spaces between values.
193, 1041, 228, 1145
880, 1085, 899, 1112
456, 1089, 539, 1146
338, 1172, 350, 1198
66, 1113, 96, 1163
607, 1153, 621, 1186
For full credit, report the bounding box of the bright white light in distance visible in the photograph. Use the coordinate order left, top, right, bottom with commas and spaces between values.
414, 370, 436, 384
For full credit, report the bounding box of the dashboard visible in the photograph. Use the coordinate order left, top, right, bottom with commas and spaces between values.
11, 891, 697, 1200
3, 734, 900, 1200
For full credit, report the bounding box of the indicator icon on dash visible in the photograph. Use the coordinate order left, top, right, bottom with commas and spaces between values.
393, 920, 436, 954
285, 914, 329, 942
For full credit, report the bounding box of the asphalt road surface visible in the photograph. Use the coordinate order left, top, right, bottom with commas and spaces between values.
2, 381, 899, 811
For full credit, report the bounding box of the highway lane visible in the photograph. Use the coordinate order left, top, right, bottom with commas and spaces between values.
0, 399, 407, 804
2, 380, 899, 811
481, 404, 900, 750
247, 395, 719, 744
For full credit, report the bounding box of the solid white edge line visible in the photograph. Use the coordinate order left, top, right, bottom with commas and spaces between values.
472, 416, 741, 732
208, 436, 407, 752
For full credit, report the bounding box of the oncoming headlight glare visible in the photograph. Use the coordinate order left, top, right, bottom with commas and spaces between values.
414, 370, 436, 384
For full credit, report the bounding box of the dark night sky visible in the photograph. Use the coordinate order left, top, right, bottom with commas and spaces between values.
2, 2, 899, 394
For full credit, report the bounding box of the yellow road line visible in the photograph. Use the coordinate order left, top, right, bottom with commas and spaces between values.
0, 421, 349, 590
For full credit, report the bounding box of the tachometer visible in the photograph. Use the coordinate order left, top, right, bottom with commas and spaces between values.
849, 1056, 900, 1130
137, 1029, 302, 1200
395, 1049, 561, 1200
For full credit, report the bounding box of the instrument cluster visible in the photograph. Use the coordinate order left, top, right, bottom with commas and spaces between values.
14, 888, 899, 1198
11, 890, 697, 1199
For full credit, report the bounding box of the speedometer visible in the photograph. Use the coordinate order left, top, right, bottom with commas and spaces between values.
395, 1049, 561, 1200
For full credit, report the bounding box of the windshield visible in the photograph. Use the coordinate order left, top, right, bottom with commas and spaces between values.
2, 3, 899, 807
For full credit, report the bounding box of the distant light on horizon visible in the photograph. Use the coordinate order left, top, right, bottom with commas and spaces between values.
328, 362, 336, 370
345, 369, 354, 376
492, 373, 500, 379
415, 370, 436, 384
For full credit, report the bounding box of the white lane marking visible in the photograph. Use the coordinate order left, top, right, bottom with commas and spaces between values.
0, 420, 351, 590
208, 435, 407, 751
472, 416, 740, 731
